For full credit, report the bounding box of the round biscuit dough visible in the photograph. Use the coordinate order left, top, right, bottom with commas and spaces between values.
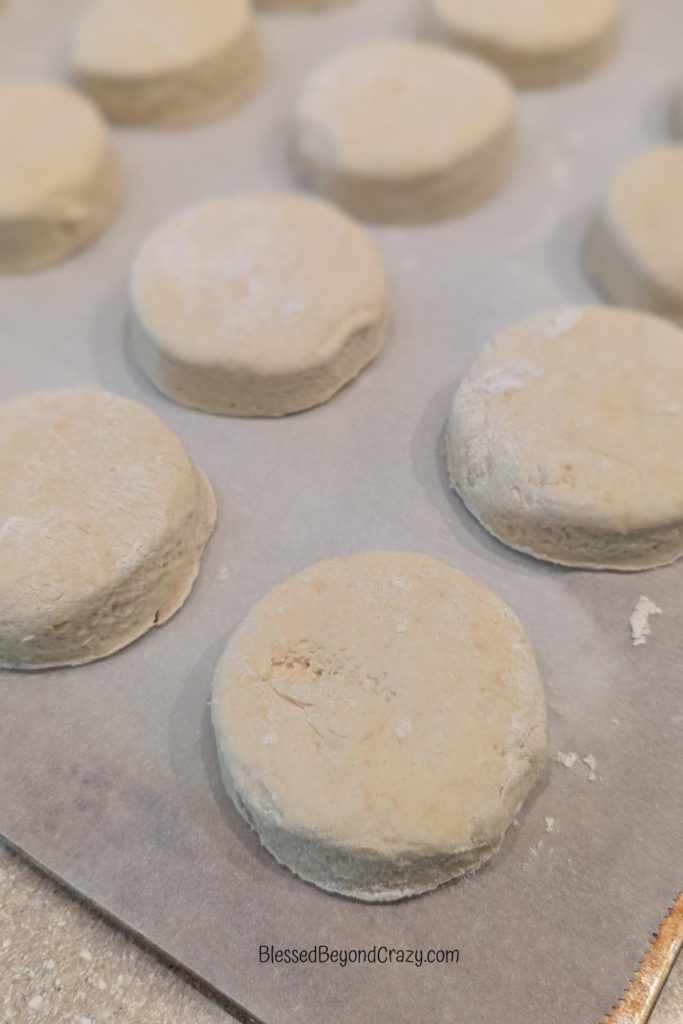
130, 192, 389, 416
0, 81, 121, 273
212, 550, 547, 901
447, 306, 683, 570
293, 40, 517, 222
586, 147, 683, 323
423, 0, 620, 87
73, 0, 262, 126
0, 389, 216, 669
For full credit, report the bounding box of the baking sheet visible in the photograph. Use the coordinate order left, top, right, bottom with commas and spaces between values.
0, 2, 681, 1022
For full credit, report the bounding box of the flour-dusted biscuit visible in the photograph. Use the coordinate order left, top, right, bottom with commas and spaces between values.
293, 40, 516, 222
0, 390, 216, 669
130, 192, 388, 416
423, 0, 619, 86
586, 147, 683, 323
448, 307, 683, 570
0, 82, 121, 272
73, 0, 262, 126
212, 551, 547, 901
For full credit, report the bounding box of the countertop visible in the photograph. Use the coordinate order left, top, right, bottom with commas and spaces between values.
0, 842, 231, 1024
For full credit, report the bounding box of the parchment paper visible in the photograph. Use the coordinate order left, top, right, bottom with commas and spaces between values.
0, 2, 681, 1022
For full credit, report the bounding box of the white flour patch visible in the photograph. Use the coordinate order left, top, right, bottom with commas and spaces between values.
555, 750, 578, 768
544, 308, 583, 339
395, 719, 413, 739
630, 596, 662, 646
477, 361, 542, 395
391, 574, 411, 591
0, 516, 32, 542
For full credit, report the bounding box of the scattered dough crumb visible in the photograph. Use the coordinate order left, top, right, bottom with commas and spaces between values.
523, 838, 547, 869
630, 596, 662, 646
544, 816, 555, 834
555, 750, 578, 768
582, 754, 597, 781
610, 715, 620, 725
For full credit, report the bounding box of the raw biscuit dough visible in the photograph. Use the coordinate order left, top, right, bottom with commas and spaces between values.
212, 550, 547, 901
423, 0, 619, 87
293, 40, 516, 222
0, 81, 121, 273
130, 192, 388, 416
447, 306, 683, 570
586, 147, 683, 323
73, 0, 262, 126
0, 389, 216, 669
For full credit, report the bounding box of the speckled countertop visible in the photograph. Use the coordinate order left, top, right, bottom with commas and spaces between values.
1, 838, 680, 1023
0, 843, 232, 1024
655, 960, 683, 1024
